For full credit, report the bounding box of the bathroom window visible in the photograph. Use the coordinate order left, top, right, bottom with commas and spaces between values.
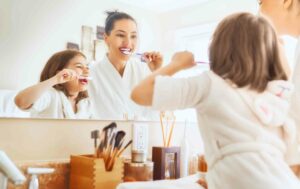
172, 23, 217, 122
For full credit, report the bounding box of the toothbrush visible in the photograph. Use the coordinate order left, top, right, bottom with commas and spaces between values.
136, 53, 209, 64
62, 74, 93, 80
195, 61, 209, 64
135, 53, 147, 62
79, 76, 93, 80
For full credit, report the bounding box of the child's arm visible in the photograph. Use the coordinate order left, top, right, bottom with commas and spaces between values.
131, 51, 195, 106
14, 69, 79, 110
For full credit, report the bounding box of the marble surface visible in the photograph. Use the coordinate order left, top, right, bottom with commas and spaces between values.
8, 160, 69, 189
6, 160, 300, 189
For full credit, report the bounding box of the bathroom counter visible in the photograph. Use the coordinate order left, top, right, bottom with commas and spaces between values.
8, 160, 69, 189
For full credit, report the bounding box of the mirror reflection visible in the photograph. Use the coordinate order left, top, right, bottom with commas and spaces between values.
0, 0, 266, 120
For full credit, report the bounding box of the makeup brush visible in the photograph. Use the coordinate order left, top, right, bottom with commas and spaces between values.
103, 122, 117, 149
91, 130, 99, 157
106, 131, 126, 171
104, 132, 116, 163
98, 122, 117, 158
117, 140, 133, 157
97, 131, 105, 158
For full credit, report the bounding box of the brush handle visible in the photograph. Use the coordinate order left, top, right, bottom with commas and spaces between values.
117, 140, 132, 157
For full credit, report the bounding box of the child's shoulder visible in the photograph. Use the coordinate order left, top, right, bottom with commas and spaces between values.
205, 71, 233, 88
266, 80, 294, 99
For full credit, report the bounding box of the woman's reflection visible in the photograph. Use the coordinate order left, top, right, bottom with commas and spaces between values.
89, 10, 162, 120
14, 50, 92, 119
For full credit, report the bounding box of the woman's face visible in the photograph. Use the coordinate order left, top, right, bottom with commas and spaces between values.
104, 19, 138, 62
258, 0, 296, 35
258, 0, 285, 33
64, 55, 90, 93
278, 38, 292, 78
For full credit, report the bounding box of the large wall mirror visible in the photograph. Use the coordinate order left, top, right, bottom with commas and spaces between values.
0, 0, 273, 121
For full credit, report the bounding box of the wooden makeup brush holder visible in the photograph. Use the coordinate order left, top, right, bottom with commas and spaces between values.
152, 147, 180, 180
70, 154, 123, 189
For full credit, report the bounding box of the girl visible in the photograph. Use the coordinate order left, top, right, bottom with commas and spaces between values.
15, 50, 92, 119
131, 13, 300, 189
88, 10, 162, 120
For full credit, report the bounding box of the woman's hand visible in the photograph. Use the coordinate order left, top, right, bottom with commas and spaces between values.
197, 178, 208, 189
170, 51, 196, 71
143, 51, 163, 72
54, 69, 79, 84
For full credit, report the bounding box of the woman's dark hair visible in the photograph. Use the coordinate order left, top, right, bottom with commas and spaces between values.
104, 10, 136, 35
209, 12, 287, 92
40, 50, 88, 103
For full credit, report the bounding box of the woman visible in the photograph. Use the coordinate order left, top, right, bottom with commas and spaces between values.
88, 10, 162, 120
259, 0, 300, 175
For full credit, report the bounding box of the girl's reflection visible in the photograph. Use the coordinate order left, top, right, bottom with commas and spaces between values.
14, 50, 92, 119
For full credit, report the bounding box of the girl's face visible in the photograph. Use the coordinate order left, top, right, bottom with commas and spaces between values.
64, 55, 89, 93
104, 19, 138, 62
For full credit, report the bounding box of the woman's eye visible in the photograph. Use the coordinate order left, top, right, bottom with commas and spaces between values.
116, 34, 124, 37
131, 35, 137, 39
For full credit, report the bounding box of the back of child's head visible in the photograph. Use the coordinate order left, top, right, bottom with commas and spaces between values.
209, 12, 287, 92
40, 50, 88, 101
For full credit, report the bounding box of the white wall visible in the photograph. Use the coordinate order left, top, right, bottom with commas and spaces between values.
159, 0, 257, 59
0, 0, 162, 90
157, 0, 296, 72
0, 118, 202, 161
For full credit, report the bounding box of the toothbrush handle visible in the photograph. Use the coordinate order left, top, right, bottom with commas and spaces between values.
195, 61, 208, 64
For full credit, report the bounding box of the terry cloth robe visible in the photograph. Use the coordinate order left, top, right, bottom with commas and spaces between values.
152, 71, 300, 189
88, 55, 158, 120
289, 36, 300, 165
26, 88, 92, 119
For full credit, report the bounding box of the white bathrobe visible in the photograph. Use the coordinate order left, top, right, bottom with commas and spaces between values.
289, 37, 300, 165
152, 71, 300, 189
88, 55, 158, 120
28, 88, 92, 119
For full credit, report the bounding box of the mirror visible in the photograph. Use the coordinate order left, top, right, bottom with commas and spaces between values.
0, 0, 258, 120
